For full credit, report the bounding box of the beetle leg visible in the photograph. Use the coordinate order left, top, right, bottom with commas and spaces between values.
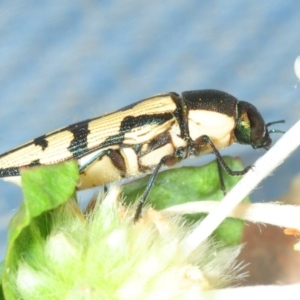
103, 185, 108, 193
217, 159, 226, 196
134, 150, 185, 222
134, 157, 166, 222
198, 135, 252, 176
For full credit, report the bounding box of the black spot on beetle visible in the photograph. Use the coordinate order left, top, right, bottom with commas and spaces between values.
28, 159, 41, 167
0, 167, 20, 177
67, 122, 90, 158
34, 135, 48, 151
0, 159, 41, 178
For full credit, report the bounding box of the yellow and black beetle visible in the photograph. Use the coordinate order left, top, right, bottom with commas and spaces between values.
0, 89, 284, 220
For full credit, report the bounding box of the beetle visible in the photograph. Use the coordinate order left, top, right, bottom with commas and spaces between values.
0, 89, 284, 220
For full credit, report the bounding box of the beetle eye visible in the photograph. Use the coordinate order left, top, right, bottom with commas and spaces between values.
247, 105, 266, 145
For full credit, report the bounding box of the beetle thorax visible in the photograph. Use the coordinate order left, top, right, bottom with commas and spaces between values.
188, 109, 236, 154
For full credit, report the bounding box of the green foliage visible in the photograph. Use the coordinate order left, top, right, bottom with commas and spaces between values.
2, 162, 79, 299
123, 157, 248, 245
0, 157, 247, 298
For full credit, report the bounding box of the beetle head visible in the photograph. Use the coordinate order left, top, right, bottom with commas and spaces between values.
234, 101, 284, 150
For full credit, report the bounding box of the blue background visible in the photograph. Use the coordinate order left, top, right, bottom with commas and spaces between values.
0, 1, 300, 258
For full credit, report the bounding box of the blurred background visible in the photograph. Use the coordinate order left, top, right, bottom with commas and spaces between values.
0, 1, 299, 260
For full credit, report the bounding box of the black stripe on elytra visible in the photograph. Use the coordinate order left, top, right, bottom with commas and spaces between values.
120, 113, 174, 132
182, 90, 238, 117
67, 121, 90, 158
99, 113, 174, 149
0, 159, 41, 178
34, 135, 48, 150
99, 134, 124, 148
0, 167, 20, 177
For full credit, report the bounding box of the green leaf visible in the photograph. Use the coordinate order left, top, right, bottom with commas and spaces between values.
123, 157, 249, 245
0, 157, 247, 298
0, 261, 4, 300
2, 162, 78, 299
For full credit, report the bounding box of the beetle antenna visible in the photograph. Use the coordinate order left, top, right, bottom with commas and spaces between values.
267, 120, 285, 135
266, 120, 285, 127
268, 129, 285, 134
